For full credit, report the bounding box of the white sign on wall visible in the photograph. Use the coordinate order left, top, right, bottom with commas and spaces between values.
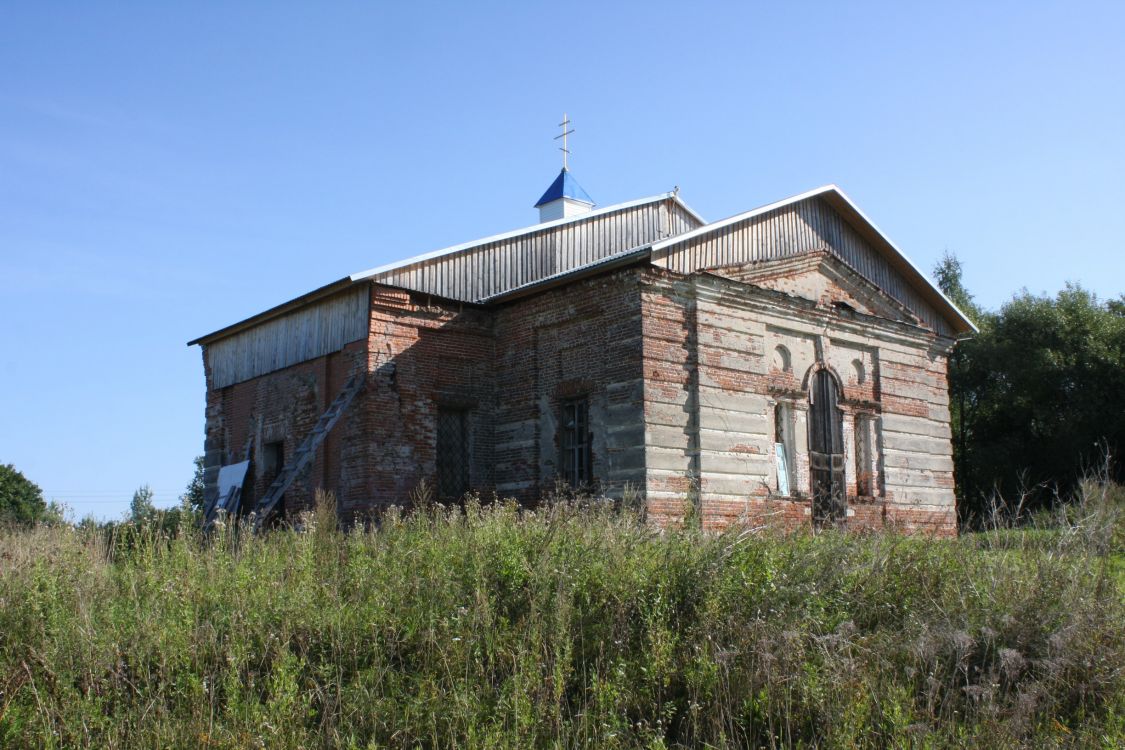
774, 443, 790, 496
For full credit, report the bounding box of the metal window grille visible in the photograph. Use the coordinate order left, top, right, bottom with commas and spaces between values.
436, 408, 470, 499
560, 397, 591, 487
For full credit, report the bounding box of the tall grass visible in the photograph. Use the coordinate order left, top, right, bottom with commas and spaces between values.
1, 485, 1122, 749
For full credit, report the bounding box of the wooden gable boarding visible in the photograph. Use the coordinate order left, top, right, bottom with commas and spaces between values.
650, 188, 974, 338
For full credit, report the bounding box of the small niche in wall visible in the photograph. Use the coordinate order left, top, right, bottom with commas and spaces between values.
852, 359, 866, 384
773, 345, 792, 373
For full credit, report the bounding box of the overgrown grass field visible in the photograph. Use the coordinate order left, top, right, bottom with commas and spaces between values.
1, 484, 1122, 749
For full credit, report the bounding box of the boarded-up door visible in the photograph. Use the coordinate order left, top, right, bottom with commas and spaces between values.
809, 369, 846, 527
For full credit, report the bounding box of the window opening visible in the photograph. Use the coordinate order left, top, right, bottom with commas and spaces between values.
809, 369, 846, 526
257, 440, 284, 519
437, 407, 470, 499
854, 414, 874, 496
774, 402, 795, 495
560, 397, 591, 487
262, 441, 283, 484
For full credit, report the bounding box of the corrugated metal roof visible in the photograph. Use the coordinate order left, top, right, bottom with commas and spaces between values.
349, 191, 699, 282
190, 192, 704, 346
482, 245, 653, 304
188, 183, 975, 349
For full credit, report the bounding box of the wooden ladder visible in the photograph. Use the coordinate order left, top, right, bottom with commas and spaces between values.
251, 372, 365, 529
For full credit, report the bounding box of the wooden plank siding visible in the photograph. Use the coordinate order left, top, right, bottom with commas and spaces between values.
651, 197, 954, 336
206, 285, 368, 388
371, 198, 700, 302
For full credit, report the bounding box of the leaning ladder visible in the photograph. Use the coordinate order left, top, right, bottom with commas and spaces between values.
251, 372, 365, 529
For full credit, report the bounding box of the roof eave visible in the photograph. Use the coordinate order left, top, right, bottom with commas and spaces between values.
186, 277, 360, 347
820, 187, 979, 335
188, 191, 710, 348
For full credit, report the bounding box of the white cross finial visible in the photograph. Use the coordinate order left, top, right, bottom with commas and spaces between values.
554, 113, 574, 170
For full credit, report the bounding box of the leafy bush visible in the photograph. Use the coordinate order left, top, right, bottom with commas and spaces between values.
0, 486, 1121, 748
936, 254, 1125, 525
0, 464, 58, 526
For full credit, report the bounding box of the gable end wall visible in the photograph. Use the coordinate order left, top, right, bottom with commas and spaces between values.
204, 285, 369, 388
652, 197, 955, 336
639, 265, 957, 535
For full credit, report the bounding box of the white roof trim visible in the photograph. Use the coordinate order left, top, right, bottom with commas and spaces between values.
651, 184, 978, 334
827, 186, 978, 335
671, 194, 707, 226
350, 192, 705, 282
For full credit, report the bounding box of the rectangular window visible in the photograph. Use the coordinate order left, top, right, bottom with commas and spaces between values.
774, 403, 795, 495
560, 397, 591, 487
251, 440, 285, 517
855, 415, 874, 496
436, 408, 470, 499
262, 441, 284, 484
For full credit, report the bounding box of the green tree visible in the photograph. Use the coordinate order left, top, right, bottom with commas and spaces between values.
938, 256, 1125, 524
0, 464, 48, 525
182, 456, 206, 513
934, 251, 984, 322
129, 485, 157, 524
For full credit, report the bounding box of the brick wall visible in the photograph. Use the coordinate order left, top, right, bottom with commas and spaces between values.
638, 265, 958, 537
493, 270, 647, 503
201, 262, 957, 536
349, 286, 496, 516
201, 340, 366, 516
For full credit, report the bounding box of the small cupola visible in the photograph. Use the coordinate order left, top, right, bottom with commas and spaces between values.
534, 167, 595, 222
535, 113, 595, 222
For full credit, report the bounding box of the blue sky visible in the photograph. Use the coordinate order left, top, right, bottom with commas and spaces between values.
1, 2, 1122, 520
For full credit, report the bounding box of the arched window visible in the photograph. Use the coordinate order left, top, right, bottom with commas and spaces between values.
809, 369, 846, 526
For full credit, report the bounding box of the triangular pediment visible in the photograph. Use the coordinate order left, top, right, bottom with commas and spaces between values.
708, 251, 924, 327
650, 187, 976, 336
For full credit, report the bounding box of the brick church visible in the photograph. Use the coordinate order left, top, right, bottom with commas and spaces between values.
190, 168, 974, 535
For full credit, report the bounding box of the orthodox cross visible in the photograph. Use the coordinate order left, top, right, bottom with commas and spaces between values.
555, 113, 574, 170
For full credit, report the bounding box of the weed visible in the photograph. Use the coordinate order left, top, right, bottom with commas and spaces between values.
0, 484, 1121, 748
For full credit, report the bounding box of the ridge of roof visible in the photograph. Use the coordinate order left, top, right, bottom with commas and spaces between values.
652, 184, 978, 335
350, 191, 702, 282
534, 167, 594, 207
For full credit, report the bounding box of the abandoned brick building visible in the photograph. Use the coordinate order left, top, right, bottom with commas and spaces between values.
190, 172, 975, 535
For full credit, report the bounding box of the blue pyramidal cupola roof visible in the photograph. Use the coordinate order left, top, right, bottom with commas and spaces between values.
534, 167, 594, 208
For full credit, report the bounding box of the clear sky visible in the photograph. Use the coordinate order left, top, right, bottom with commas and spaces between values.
1, 2, 1122, 520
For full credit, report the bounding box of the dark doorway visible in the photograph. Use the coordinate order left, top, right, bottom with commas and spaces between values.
259, 441, 284, 520
808, 369, 846, 527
